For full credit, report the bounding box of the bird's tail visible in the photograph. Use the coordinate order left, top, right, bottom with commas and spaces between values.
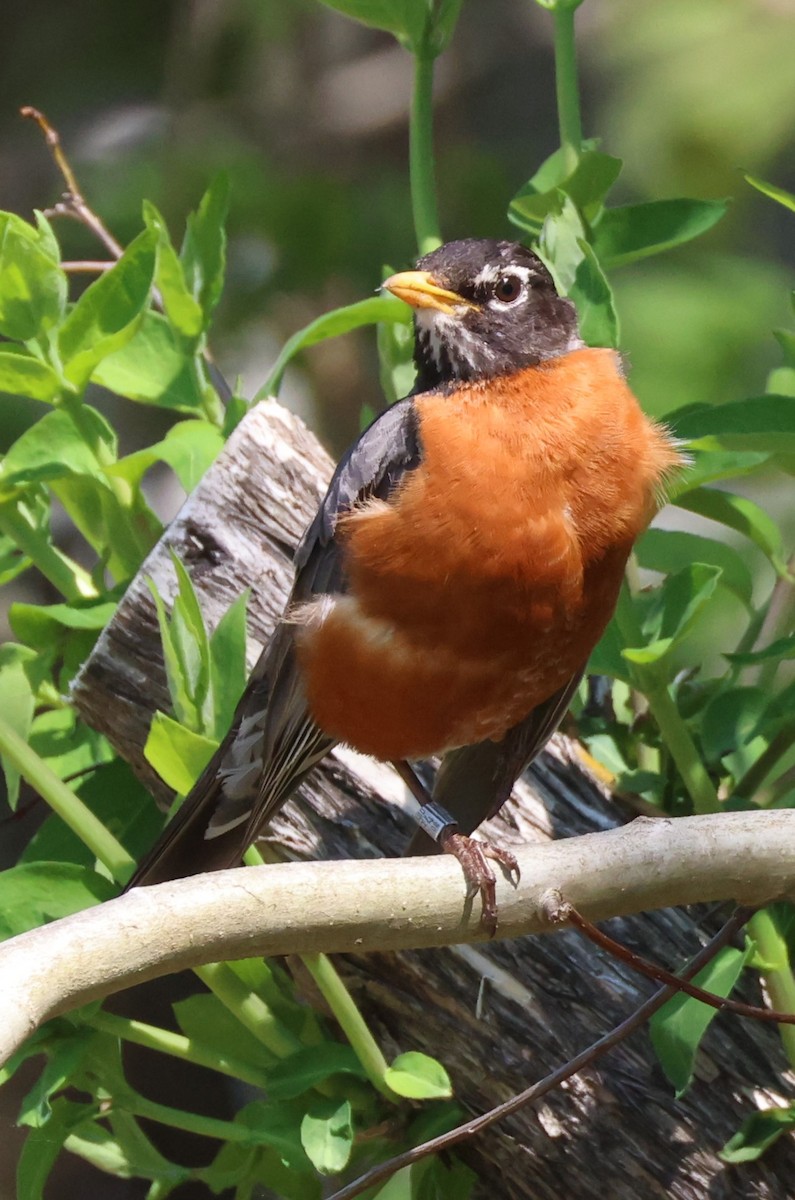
122, 744, 246, 890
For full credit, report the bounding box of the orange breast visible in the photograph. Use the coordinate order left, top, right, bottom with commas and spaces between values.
296, 349, 680, 760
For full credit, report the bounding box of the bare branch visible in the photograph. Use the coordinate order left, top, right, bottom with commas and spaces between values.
0, 809, 793, 1069
21, 105, 125, 259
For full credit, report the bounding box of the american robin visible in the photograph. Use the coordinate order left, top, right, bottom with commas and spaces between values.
126, 238, 681, 928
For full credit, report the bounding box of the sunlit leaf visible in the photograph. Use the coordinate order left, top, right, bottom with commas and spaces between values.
143, 711, 217, 794
300, 1098, 353, 1175
0, 351, 62, 403
384, 1051, 452, 1100
743, 172, 795, 214
59, 229, 157, 390
0, 212, 67, 342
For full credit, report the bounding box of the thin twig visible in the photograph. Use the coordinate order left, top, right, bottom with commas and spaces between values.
20, 105, 124, 260
328, 908, 753, 1200
564, 903, 795, 1024
61, 260, 115, 274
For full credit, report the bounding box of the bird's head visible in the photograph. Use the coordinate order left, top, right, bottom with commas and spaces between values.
383, 238, 582, 390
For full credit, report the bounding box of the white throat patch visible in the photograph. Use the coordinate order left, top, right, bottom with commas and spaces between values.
416, 309, 494, 378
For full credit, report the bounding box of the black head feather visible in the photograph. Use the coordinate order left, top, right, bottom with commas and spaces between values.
408, 239, 581, 390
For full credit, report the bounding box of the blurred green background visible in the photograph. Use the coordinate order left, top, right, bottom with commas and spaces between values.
1, 0, 793, 461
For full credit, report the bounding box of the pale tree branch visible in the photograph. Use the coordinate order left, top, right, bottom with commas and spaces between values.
1, 809, 793, 1069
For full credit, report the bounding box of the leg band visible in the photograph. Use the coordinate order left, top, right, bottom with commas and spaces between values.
414, 801, 458, 843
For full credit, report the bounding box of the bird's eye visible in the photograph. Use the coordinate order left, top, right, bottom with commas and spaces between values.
492, 274, 524, 304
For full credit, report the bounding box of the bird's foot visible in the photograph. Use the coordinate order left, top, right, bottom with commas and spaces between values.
439, 828, 520, 936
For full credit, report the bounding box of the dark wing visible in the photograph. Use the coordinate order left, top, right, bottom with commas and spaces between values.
125, 397, 422, 889
406, 670, 584, 857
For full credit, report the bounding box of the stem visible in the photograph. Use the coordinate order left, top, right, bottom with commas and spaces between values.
642, 681, 719, 815
615, 584, 719, 815
748, 908, 795, 1069
89, 1010, 272, 1091
734, 727, 795, 804
195, 962, 301, 1060
0, 501, 98, 601
552, 3, 584, 174
0, 713, 135, 881
302, 953, 396, 1101
115, 1090, 257, 1144
410, 52, 442, 256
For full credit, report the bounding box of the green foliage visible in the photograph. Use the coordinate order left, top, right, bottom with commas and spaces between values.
649, 943, 754, 1097
1, 0, 795, 1193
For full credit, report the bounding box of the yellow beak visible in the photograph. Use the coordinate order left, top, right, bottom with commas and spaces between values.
382, 270, 472, 316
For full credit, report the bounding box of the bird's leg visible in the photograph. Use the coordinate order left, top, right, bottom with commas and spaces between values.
393, 760, 519, 935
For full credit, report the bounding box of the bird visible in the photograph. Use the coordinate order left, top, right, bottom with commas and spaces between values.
125, 238, 681, 929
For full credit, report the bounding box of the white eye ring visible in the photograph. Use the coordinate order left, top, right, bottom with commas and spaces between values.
491, 274, 525, 306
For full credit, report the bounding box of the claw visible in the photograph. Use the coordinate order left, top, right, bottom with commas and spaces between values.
439, 830, 519, 935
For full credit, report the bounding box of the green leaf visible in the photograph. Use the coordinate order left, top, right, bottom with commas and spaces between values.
0, 529, 31, 588
0, 351, 62, 403
143, 201, 204, 340
0, 406, 117, 495
591, 198, 729, 269
168, 553, 212, 729
173, 993, 277, 1071
384, 1051, 452, 1100
266, 1045, 366, 1100
260, 294, 408, 397
377, 304, 416, 405
725, 635, 795, 667
0, 212, 67, 342
110, 419, 224, 493
670, 448, 772, 495
143, 712, 217, 794
373, 1165, 414, 1199
92, 311, 206, 411
636, 528, 753, 606
537, 193, 587, 295
300, 1098, 353, 1175
0, 643, 39, 811
509, 148, 622, 234
743, 172, 795, 214
317, 0, 426, 43
58, 228, 157, 390
232, 1100, 314, 1167
624, 564, 722, 664
24, 757, 160, 867
28, 707, 114, 782
0, 643, 39, 808
721, 1106, 795, 1163
17, 1098, 97, 1200
588, 616, 634, 685
69, 1111, 188, 1185
675, 487, 784, 568
208, 591, 250, 741
9, 597, 116, 649
569, 241, 619, 348
699, 688, 767, 764
431, 0, 464, 53
18, 1030, 95, 1127
147, 580, 196, 729
180, 174, 229, 327
0, 862, 116, 940
671, 394, 795, 453
650, 943, 753, 1097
